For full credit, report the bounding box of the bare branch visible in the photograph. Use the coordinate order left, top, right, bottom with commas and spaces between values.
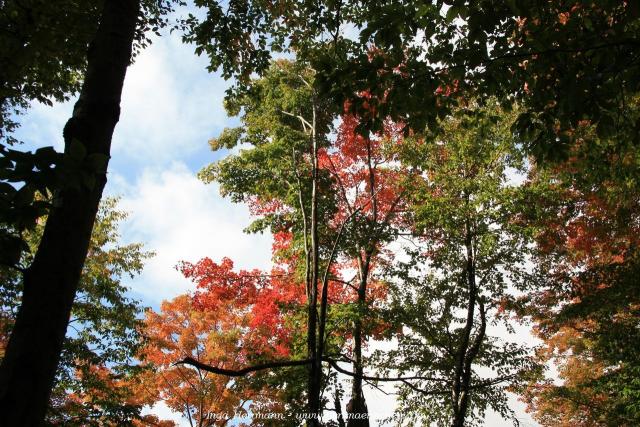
175, 357, 313, 377
324, 358, 448, 383
280, 110, 313, 131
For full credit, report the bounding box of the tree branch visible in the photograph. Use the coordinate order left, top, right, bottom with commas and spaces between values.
177, 356, 452, 384
175, 357, 313, 377
280, 110, 313, 131
324, 358, 448, 383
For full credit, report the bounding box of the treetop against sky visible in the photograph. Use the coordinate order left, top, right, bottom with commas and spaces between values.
2, 1, 638, 425
10, 31, 538, 426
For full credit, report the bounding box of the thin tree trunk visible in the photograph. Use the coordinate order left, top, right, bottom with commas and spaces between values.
0, 0, 139, 424
347, 140, 377, 427
456, 302, 486, 427
451, 210, 479, 427
307, 99, 321, 426
335, 384, 346, 427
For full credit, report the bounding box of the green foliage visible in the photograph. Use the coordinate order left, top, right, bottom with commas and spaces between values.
0, 197, 153, 425
376, 103, 540, 426
200, 60, 335, 239
312, 1, 640, 160
182, 0, 355, 83
0, 140, 114, 269
0, 145, 61, 266
0, 0, 181, 141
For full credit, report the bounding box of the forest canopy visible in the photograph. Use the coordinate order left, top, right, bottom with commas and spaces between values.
0, 1, 639, 426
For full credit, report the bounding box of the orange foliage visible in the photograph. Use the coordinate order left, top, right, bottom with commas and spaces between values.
138, 295, 284, 425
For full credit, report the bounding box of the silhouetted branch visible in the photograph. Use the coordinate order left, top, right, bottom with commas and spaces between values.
175, 357, 313, 377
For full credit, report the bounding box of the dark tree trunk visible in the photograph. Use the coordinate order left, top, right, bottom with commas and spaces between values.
347, 257, 370, 427
346, 140, 378, 427
451, 211, 485, 427
0, 0, 139, 424
346, 312, 370, 427
335, 385, 346, 427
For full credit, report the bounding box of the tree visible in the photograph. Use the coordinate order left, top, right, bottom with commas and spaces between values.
140, 292, 293, 427
319, 112, 408, 426
518, 116, 640, 426
376, 103, 538, 426
175, 255, 313, 425
0, 197, 154, 425
198, 59, 339, 425
0, 1, 142, 422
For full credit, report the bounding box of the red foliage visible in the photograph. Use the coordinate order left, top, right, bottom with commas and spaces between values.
319, 113, 408, 229
179, 257, 303, 358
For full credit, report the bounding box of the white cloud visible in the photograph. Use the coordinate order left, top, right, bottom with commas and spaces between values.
13, 31, 232, 168
114, 33, 232, 165
114, 162, 272, 304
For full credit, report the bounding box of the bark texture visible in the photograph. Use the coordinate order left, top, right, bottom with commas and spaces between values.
0, 0, 139, 424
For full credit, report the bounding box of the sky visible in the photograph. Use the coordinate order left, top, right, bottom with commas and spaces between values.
13, 28, 540, 427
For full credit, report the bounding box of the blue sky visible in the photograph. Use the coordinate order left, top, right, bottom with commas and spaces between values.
13, 28, 539, 427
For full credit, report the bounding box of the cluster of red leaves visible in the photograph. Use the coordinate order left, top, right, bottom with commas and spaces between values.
319, 113, 407, 228
179, 257, 304, 358
247, 195, 288, 217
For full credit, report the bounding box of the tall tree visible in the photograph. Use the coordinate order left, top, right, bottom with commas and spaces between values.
377, 104, 538, 426
0, 1, 141, 422
0, 197, 153, 425
320, 112, 408, 426
518, 115, 640, 426
195, 60, 358, 425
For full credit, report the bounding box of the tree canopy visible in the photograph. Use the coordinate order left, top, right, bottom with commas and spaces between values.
1, 1, 639, 425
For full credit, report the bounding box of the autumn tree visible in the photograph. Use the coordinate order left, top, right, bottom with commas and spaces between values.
190, 61, 408, 419
518, 111, 640, 426
318, 112, 409, 426
200, 59, 332, 424
374, 104, 538, 426
140, 290, 297, 427
0, 197, 154, 425
176, 254, 319, 425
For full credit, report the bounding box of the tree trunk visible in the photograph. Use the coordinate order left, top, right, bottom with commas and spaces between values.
307, 100, 321, 427
335, 385, 346, 427
345, 320, 369, 427
346, 140, 378, 427
0, 0, 139, 424
451, 211, 482, 427
347, 256, 370, 427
